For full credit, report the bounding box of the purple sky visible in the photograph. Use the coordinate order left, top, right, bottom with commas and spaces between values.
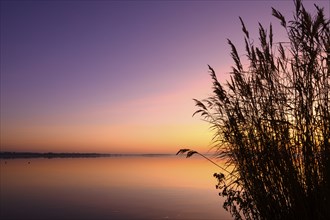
1, 0, 329, 153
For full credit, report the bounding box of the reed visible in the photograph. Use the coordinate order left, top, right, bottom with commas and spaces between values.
179, 0, 329, 219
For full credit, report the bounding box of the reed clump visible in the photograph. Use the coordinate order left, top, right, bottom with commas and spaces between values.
182, 0, 329, 219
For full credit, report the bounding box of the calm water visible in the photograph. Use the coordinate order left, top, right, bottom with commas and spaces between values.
0, 156, 232, 220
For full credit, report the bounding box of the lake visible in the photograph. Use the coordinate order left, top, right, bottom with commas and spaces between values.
0, 155, 232, 220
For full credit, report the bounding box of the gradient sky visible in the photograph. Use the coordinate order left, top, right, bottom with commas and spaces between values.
1, 0, 329, 153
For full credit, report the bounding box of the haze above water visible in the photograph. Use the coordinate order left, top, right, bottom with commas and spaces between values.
0, 155, 231, 220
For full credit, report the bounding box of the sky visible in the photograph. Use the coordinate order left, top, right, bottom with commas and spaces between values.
1, 0, 329, 154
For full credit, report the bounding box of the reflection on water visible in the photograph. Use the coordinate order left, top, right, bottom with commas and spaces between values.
0, 156, 231, 219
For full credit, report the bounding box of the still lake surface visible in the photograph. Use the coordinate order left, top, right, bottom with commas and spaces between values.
0, 155, 232, 220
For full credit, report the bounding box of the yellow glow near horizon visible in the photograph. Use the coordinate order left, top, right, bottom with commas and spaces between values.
1, 121, 214, 153
1, 74, 217, 154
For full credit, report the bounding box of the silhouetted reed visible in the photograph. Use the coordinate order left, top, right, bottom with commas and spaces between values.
179, 0, 329, 219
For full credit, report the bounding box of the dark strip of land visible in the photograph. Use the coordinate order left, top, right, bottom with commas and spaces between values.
0, 152, 173, 159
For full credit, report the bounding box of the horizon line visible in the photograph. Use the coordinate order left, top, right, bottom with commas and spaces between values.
0, 151, 175, 159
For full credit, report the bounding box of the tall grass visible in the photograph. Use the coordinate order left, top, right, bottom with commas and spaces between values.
179, 0, 329, 219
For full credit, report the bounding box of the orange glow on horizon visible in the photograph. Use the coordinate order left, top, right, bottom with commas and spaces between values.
1, 122, 214, 154
1, 72, 218, 154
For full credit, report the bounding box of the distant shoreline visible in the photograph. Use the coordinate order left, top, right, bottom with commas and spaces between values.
0, 152, 173, 159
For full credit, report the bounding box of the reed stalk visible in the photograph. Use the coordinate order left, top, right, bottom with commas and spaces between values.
179, 1, 329, 219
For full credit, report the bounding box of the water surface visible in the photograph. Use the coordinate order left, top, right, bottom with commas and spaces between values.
0, 156, 231, 219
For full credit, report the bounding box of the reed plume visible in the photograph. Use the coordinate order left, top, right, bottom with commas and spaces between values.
180, 0, 329, 219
